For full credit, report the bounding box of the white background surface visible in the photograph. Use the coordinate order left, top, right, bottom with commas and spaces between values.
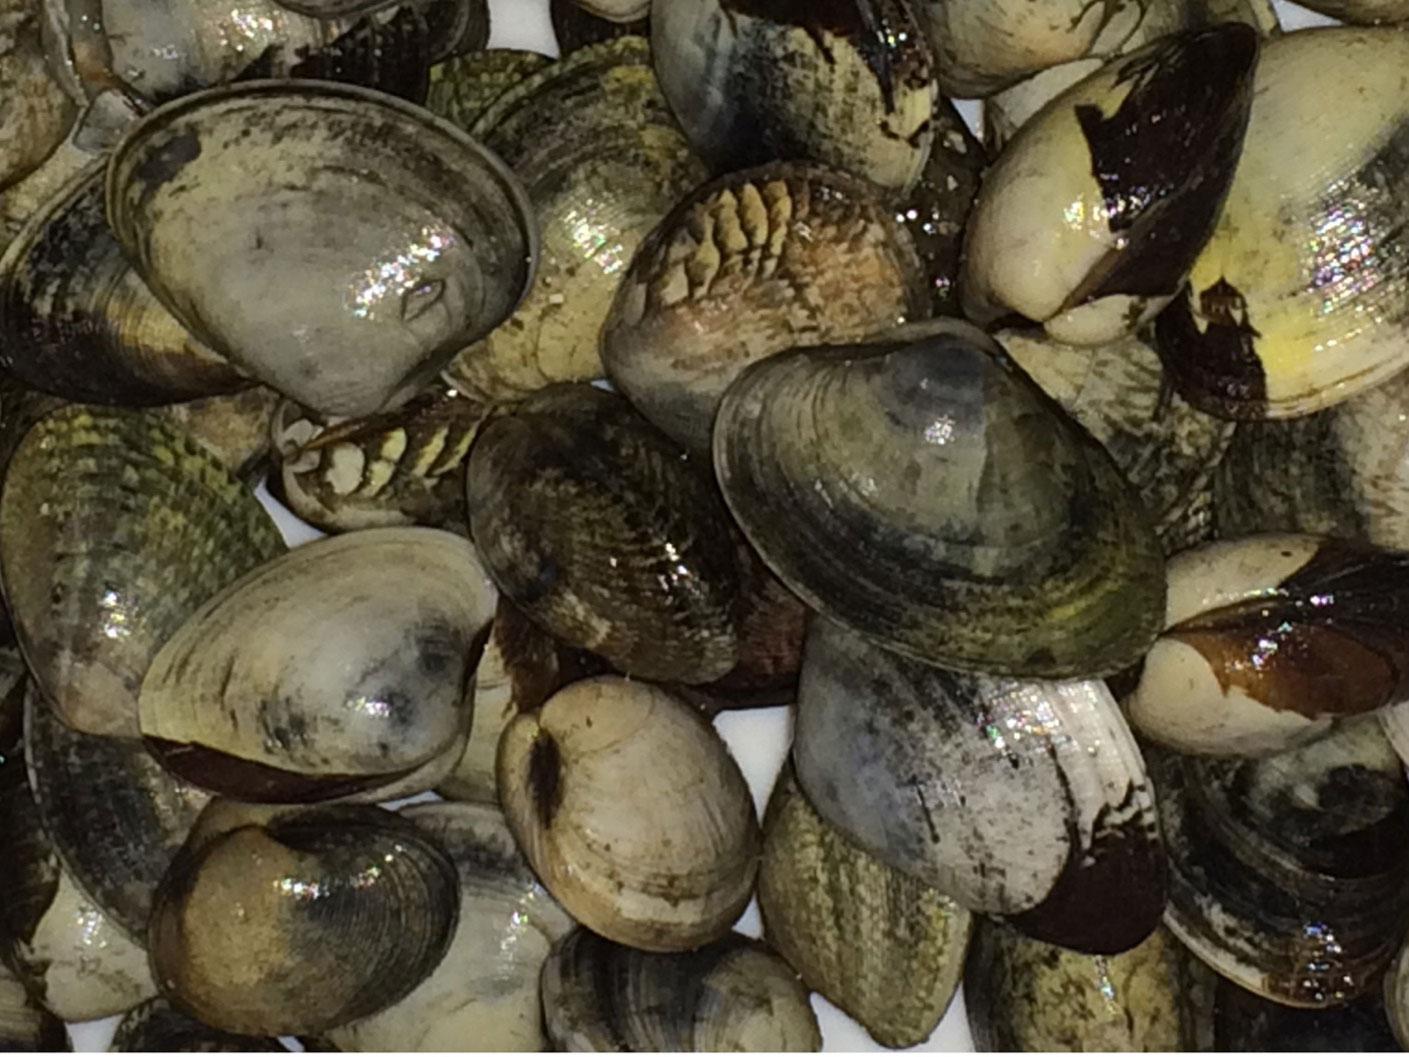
63, 0, 1337, 1049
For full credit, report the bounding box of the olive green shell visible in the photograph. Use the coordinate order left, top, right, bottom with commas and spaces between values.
426, 49, 553, 132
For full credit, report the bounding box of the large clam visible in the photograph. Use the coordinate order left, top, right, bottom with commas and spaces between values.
794, 617, 1166, 954
106, 81, 536, 418
713, 320, 1167, 678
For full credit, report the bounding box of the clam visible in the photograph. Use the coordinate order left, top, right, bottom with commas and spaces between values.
759, 763, 971, 1049
0, 0, 75, 191
0, 162, 247, 405
498, 676, 760, 952
1155, 27, 1409, 419
324, 802, 574, 1051
156, 386, 283, 483
0, 738, 156, 1021
1213, 369, 1409, 552
962, 26, 1257, 346
150, 802, 460, 1036
713, 320, 1167, 678
111, 999, 287, 1052
551, 0, 647, 53
0, 963, 66, 1052
107, 81, 536, 418
426, 49, 552, 132
794, 617, 1166, 953
25, 685, 211, 941
1151, 719, 1409, 1006
602, 162, 929, 453
467, 384, 741, 684
1214, 978, 1399, 1051
443, 38, 707, 404
541, 928, 822, 1051
1126, 534, 1409, 757
965, 921, 1217, 1050
271, 387, 487, 532
650, 0, 936, 193
139, 527, 496, 803
1001, 328, 1236, 555
0, 405, 285, 737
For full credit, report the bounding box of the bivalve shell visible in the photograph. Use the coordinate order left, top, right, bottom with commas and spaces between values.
111, 999, 287, 1052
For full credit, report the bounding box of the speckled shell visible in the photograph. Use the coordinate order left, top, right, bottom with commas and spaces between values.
541, 928, 822, 1051
1151, 720, 1409, 1007
1127, 535, 1409, 757
498, 676, 760, 952
713, 321, 1167, 678
795, 618, 1164, 953
0, 963, 67, 1052
962, 26, 1257, 346
150, 803, 460, 1036
444, 38, 706, 404
25, 686, 211, 941
467, 384, 741, 684
1156, 28, 1409, 419
651, 0, 936, 193
156, 386, 282, 483
0, 0, 75, 192
1004, 329, 1233, 555
426, 48, 552, 132
107, 81, 536, 418
324, 802, 573, 1052
965, 921, 1217, 1051
602, 161, 929, 452
551, 0, 647, 53
0, 405, 285, 737
111, 999, 287, 1052
759, 764, 971, 1048
138, 528, 496, 803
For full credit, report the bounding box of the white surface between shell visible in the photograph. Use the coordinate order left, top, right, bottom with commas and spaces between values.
63, 0, 1339, 1050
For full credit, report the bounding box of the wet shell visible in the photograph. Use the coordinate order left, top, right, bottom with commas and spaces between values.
156, 386, 282, 483
1215, 979, 1398, 1051
150, 803, 460, 1036
0, 405, 285, 737
713, 320, 1167, 679
0, 0, 75, 191
1155, 28, 1409, 419
1127, 534, 1409, 757
426, 49, 552, 132
25, 686, 210, 941
758, 763, 971, 1049
0, 162, 246, 405
466, 384, 741, 684
794, 617, 1166, 953
1001, 328, 1235, 555
107, 81, 536, 418
541, 928, 821, 1051
551, 0, 647, 53
272, 387, 486, 532
1151, 720, 1409, 1007
139, 528, 496, 803
111, 998, 287, 1052
324, 802, 574, 1051
0, 963, 66, 1052
965, 921, 1217, 1051
443, 38, 707, 404
651, 0, 936, 193
962, 26, 1257, 346
498, 676, 760, 952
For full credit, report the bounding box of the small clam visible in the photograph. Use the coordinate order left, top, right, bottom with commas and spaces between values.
794, 617, 1165, 953
324, 803, 574, 1051
25, 686, 210, 941
541, 928, 822, 1051
498, 676, 760, 952
0, 963, 66, 1052
111, 998, 287, 1052
0, 162, 246, 405
139, 528, 496, 803
1001, 328, 1236, 555
1152, 719, 1409, 1006
426, 49, 552, 132
1127, 534, 1409, 757
1155, 27, 1409, 419
759, 763, 971, 1049
1215, 978, 1398, 1051
443, 38, 707, 404
650, 0, 936, 193
107, 81, 536, 418
150, 802, 460, 1036
962, 26, 1258, 346
0, 405, 285, 737
271, 387, 487, 532
551, 0, 647, 53
965, 921, 1217, 1050
0, 0, 75, 191
713, 320, 1167, 678
467, 384, 741, 684
601, 161, 929, 452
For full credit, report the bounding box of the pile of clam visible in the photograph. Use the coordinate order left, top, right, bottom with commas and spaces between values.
1, 0, 1409, 1050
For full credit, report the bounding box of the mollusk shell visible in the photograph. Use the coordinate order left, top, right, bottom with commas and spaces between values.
426, 49, 552, 132
111, 999, 287, 1052
0, 0, 75, 191
0, 962, 66, 1052
551, 0, 647, 53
